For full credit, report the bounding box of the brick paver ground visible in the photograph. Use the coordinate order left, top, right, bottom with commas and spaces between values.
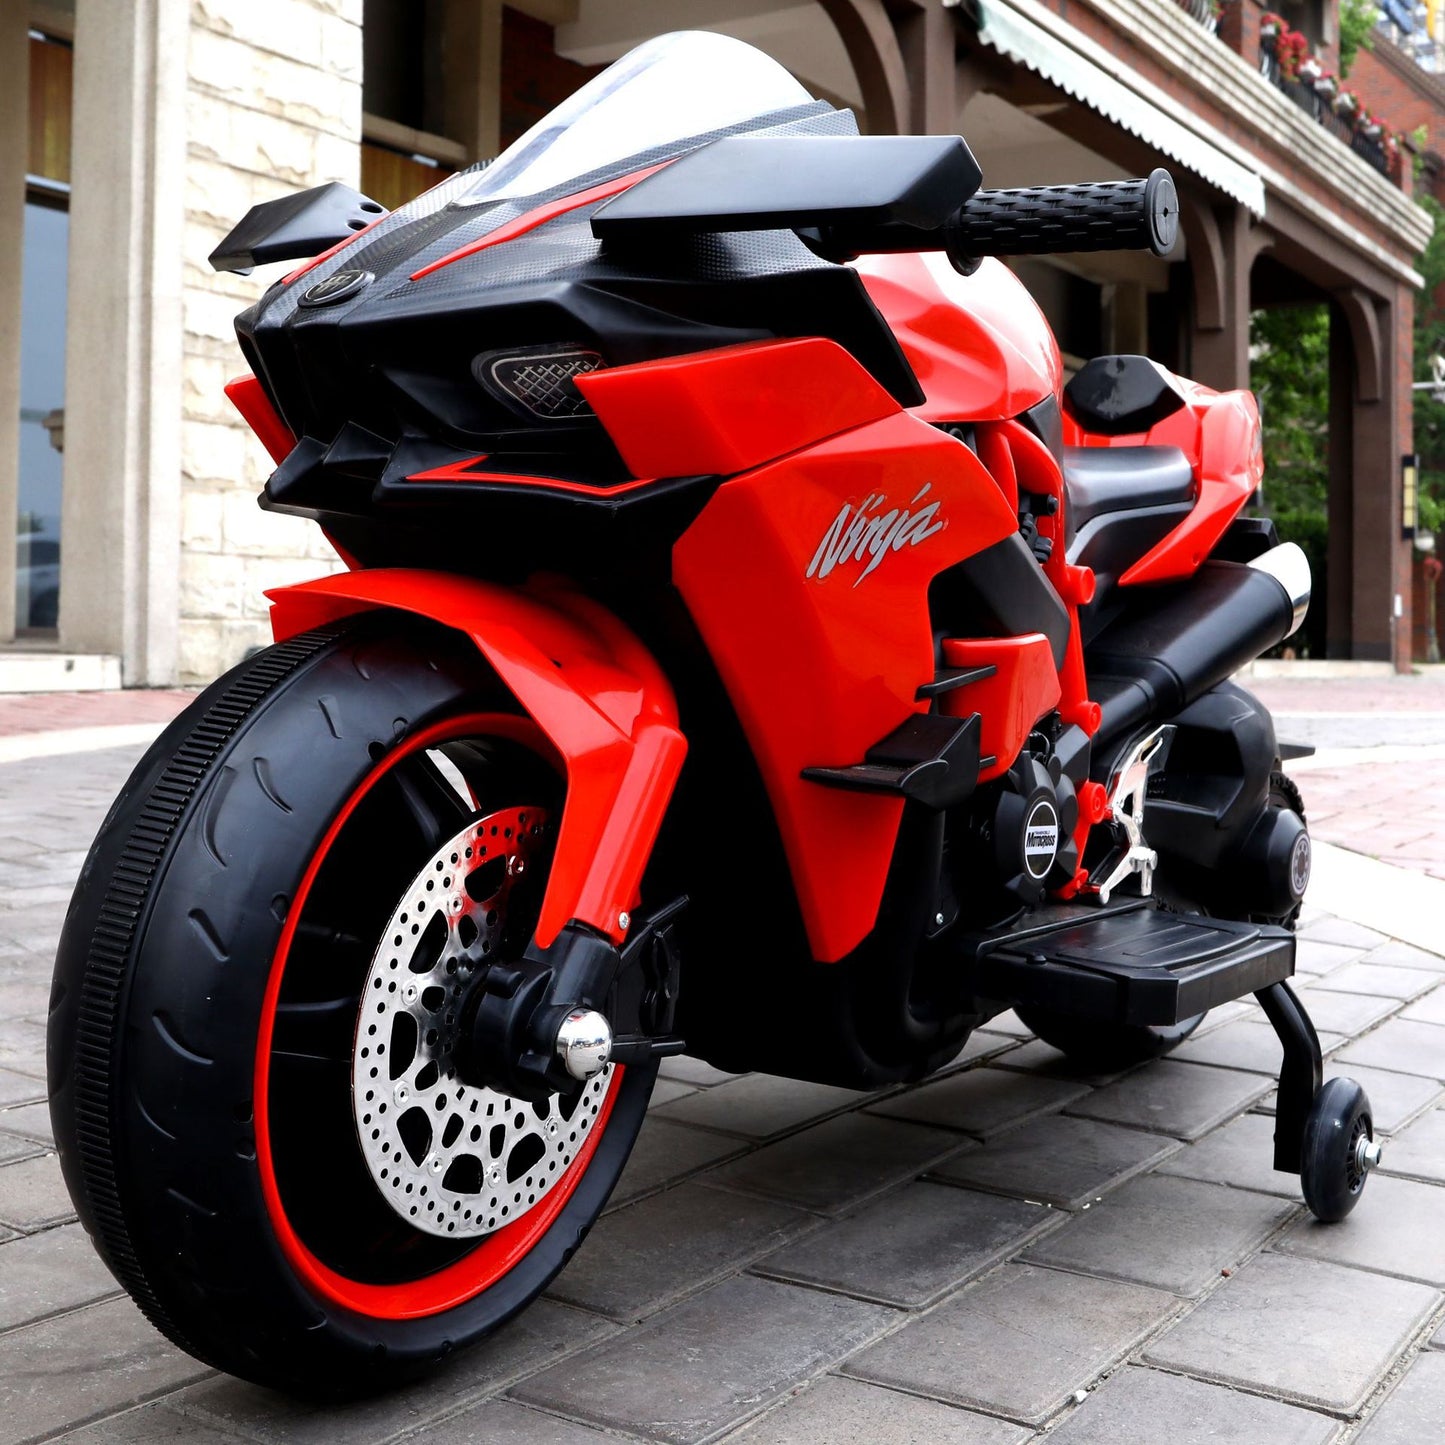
0, 669, 1441, 1442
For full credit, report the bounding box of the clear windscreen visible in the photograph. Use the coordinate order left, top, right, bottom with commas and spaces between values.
458, 31, 817, 206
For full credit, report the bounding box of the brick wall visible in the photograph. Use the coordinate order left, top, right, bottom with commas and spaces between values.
499, 8, 602, 150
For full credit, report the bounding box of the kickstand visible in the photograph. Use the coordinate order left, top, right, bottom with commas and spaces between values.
1256, 981, 1323, 1174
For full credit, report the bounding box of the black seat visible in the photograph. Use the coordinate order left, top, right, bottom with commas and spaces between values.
1064, 445, 1196, 592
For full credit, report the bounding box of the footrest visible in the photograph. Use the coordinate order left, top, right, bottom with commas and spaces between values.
966, 901, 1294, 1027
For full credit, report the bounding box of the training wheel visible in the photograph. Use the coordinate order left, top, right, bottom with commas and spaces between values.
1300, 1077, 1380, 1222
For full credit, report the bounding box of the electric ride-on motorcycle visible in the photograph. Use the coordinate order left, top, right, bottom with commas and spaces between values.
49, 31, 1381, 1395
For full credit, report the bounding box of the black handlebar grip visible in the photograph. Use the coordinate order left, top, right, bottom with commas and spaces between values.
944, 168, 1179, 263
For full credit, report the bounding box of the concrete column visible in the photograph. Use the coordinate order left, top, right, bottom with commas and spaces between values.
1339, 288, 1403, 665
1184, 199, 1251, 393
1325, 301, 1354, 658
896, 0, 957, 133
57, 0, 187, 683
0, 8, 29, 641
444, 0, 503, 162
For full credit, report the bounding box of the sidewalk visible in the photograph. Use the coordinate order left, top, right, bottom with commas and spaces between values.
0, 674, 1442, 1444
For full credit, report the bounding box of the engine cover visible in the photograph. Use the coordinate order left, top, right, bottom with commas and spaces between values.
980, 749, 1080, 907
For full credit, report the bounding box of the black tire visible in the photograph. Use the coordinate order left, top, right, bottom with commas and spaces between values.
1013, 1005, 1205, 1071
1301, 1076, 1375, 1222
47, 616, 654, 1396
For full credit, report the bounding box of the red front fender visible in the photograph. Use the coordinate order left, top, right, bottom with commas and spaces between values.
267, 569, 686, 949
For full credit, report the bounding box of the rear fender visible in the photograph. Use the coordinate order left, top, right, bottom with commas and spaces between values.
267, 569, 686, 949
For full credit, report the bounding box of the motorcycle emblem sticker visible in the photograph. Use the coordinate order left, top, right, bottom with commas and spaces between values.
298, 267, 374, 308
807, 484, 946, 585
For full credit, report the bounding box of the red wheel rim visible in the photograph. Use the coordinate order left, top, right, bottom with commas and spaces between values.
253, 712, 623, 1320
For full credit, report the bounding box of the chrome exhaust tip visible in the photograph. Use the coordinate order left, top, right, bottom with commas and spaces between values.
1248, 541, 1311, 637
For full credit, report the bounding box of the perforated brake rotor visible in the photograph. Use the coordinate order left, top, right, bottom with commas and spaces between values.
350, 802, 613, 1238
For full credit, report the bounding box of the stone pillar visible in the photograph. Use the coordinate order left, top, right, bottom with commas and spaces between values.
177, 0, 362, 685
0, 7, 28, 641
58, 0, 188, 683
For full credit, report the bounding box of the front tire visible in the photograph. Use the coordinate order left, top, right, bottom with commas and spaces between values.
48, 617, 653, 1396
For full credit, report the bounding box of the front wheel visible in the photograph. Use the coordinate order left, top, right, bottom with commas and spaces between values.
48, 618, 654, 1396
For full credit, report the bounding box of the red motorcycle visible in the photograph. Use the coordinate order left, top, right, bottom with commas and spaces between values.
49, 31, 1379, 1396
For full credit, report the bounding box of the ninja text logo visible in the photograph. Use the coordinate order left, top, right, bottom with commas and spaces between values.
806, 485, 946, 585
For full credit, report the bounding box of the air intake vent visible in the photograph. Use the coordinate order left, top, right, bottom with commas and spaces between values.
476, 346, 605, 420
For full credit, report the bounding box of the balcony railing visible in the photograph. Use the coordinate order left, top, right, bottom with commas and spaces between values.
1259, 46, 1394, 179
1173, 0, 1220, 34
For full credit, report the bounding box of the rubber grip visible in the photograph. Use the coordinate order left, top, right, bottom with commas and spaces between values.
945, 168, 1179, 260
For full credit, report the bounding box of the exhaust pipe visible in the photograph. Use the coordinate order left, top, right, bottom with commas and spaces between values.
1088, 545, 1309, 745
1248, 541, 1311, 637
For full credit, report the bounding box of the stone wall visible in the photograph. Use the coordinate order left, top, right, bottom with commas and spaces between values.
177, 0, 363, 684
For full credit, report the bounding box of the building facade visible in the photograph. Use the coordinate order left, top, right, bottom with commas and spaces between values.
0, 0, 1436, 686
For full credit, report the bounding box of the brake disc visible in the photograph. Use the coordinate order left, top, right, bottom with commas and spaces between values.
350, 802, 613, 1238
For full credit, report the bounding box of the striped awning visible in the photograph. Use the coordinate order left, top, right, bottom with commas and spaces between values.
975, 0, 1268, 215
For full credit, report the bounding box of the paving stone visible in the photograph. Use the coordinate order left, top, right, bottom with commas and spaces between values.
930, 1113, 1181, 1210
1403, 984, 1445, 1027
1294, 986, 1401, 1038
1155, 1111, 1303, 1199
0, 1067, 45, 1109
1301, 918, 1389, 951
1361, 941, 1445, 972
1337, 1019, 1445, 1081
658, 1056, 742, 1089
986, 1037, 1139, 1087
1044, 1364, 1340, 1445
754, 1181, 1055, 1308
0, 1130, 41, 1165
1143, 1252, 1441, 1413
0, 1223, 119, 1331
1311, 963, 1437, 1001
548, 1182, 817, 1321
1356, 1349, 1445, 1442
0, 1102, 54, 1146
1021, 1172, 1297, 1296
1277, 1175, 1445, 1285
648, 1077, 699, 1109
652, 1073, 869, 1141
842, 1262, 1178, 1426
0, 1296, 211, 1443
1379, 1106, 1445, 1183
607, 1117, 749, 1210
1294, 939, 1366, 976
946, 1030, 1024, 1068
0, 1152, 75, 1231
40, 1403, 238, 1443
177, 1298, 616, 1445
1066, 1061, 1271, 1140
1172, 1020, 1345, 1076
866, 1066, 1090, 1139
1257, 1066, 1443, 1135
705, 1112, 966, 1215
511, 1275, 895, 1445
421, 1399, 614, 1444
977, 1010, 1032, 1038
726, 1375, 1031, 1444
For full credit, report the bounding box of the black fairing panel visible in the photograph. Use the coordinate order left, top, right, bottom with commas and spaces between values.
236, 101, 922, 469
929, 533, 1071, 668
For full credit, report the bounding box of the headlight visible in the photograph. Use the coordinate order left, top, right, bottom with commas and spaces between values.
473, 345, 605, 420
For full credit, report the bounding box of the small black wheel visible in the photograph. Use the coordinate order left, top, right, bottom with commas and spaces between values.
1301, 1077, 1378, 1222
1013, 1006, 1206, 1071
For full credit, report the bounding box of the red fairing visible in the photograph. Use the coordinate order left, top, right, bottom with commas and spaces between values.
266, 570, 686, 949
576, 337, 900, 478
856, 253, 1063, 423
1064, 372, 1264, 586
224, 374, 297, 465
940, 635, 1061, 785
667, 407, 1018, 962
